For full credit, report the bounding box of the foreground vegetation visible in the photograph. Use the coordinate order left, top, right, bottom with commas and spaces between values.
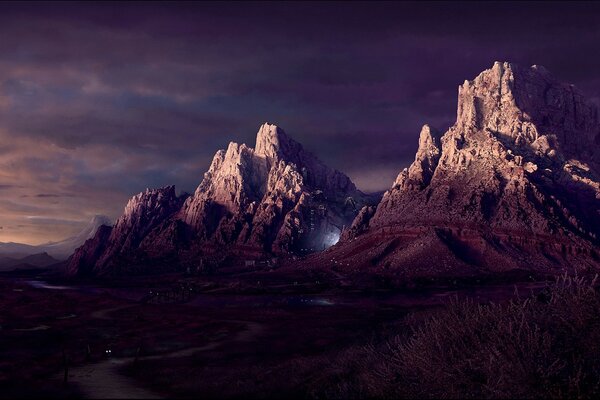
313, 274, 600, 399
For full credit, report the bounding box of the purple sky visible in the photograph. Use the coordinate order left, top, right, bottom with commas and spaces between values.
1, 1, 600, 244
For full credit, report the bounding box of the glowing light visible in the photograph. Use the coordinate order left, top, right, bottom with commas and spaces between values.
323, 230, 340, 248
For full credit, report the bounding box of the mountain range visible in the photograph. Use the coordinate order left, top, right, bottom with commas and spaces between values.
69, 62, 600, 279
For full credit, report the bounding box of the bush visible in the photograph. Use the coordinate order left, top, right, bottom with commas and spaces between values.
367, 274, 600, 399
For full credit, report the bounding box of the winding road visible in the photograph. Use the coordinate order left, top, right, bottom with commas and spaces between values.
61, 303, 265, 399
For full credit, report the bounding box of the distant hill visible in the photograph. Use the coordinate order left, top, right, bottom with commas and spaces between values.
0, 252, 59, 271
0, 215, 112, 260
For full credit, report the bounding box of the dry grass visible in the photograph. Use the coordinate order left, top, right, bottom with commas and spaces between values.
314, 274, 600, 399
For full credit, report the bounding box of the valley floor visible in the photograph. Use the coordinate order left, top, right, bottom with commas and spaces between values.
0, 268, 550, 398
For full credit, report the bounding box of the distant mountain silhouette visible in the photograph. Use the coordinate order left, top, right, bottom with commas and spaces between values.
0, 215, 112, 260
0, 252, 59, 271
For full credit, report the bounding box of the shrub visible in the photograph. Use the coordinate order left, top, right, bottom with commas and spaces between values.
369, 274, 600, 399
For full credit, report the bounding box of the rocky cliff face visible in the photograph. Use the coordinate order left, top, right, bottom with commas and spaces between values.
325, 62, 600, 277
178, 123, 364, 254
68, 186, 187, 275
68, 124, 371, 276
67, 225, 113, 276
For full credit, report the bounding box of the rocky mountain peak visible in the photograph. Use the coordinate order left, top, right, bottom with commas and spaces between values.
379, 62, 600, 228
68, 122, 374, 276
334, 62, 600, 277
255, 122, 281, 157
455, 61, 600, 164
255, 122, 304, 164
180, 123, 368, 249
123, 185, 179, 220
182, 139, 269, 229
89, 185, 186, 271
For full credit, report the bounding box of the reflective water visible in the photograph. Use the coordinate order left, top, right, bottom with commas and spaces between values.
24, 280, 74, 290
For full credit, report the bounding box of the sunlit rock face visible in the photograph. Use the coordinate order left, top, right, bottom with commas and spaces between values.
68, 124, 375, 275
177, 122, 368, 254
328, 62, 600, 277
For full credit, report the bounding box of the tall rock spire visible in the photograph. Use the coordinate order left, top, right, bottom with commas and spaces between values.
393, 124, 442, 190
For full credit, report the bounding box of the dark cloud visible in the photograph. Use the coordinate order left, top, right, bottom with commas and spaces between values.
0, 1, 599, 243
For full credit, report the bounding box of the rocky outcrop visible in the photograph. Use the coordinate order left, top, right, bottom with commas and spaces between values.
176, 123, 367, 255
68, 124, 373, 276
68, 186, 187, 275
66, 225, 113, 276
321, 62, 600, 277
340, 205, 376, 242
393, 124, 442, 190
99, 186, 185, 264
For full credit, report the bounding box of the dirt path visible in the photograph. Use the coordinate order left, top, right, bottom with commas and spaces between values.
63, 304, 264, 399
65, 358, 162, 399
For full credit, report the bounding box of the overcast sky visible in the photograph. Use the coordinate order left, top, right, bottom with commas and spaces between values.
1, 1, 600, 244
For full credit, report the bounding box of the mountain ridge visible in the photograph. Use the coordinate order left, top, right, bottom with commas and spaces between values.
0, 252, 60, 271
69, 62, 600, 279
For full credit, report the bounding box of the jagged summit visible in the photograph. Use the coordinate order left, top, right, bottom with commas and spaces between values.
179, 123, 365, 249
68, 62, 600, 278
456, 62, 599, 162
255, 122, 301, 161
329, 62, 600, 277
68, 124, 373, 276
124, 186, 179, 217
370, 61, 600, 233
